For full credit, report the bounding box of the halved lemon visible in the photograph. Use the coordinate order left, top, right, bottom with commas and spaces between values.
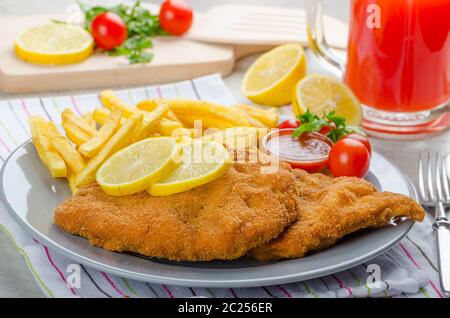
15, 24, 93, 65
292, 74, 362, 126
149, 141, 231, 196
241, 44, 306, 106
96, 137, 179, 196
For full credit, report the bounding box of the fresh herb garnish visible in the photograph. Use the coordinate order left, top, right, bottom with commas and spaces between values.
291, 111, 328, 138
78, 1, 166, 64
292, 110, 364, 143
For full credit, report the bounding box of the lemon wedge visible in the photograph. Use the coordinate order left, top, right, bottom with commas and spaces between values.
96, 137, 179, 196
241, 44, 306, 106
149, 141, 231, 196
292, 74, 362, 126
15, 24, 93, 65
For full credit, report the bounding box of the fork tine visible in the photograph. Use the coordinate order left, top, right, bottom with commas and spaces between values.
436, 153, 444, 201
418, 152, 428, 202
427, 152, 436, 201
442, 154, 450, 201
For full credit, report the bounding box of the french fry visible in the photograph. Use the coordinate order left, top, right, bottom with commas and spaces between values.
165, 111, 180, 122
100, 90, 137, 118
92, 107, 110, 125
132, 102, 170, 142
168, 100, 250, 129
79, 111, 122, 158
175, 114, 245, 131
30, 116, 51, 149
235, 104, 279, 128
93, 107, 127, 126
171, 127, 198, 138
44, 151, 67, 177
233, 108, 267, 128
75, 114, 144, 187
51, 136, 85, 173
158, 118, 183, 136
82, 112, 97, 129
137, 99, 180, 122
45, 121, 61, 138
62, 121, 92, 146
29, 116, 67, 178
62, 108, 98, 137
136, 99, 158, 112
67, 170, 79, 195
100, 92, 173, 135
202, 127, 268, 150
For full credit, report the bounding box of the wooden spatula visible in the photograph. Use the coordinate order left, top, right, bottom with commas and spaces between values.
184, 4, 348, 55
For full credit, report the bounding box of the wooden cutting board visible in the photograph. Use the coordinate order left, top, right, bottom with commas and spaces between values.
0, 8, 347, 94
0, 15, 240, 94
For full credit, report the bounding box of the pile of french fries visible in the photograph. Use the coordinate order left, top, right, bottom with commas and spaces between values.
29, 90, 279, 195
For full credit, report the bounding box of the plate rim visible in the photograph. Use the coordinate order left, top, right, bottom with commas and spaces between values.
0, 138, 417, 287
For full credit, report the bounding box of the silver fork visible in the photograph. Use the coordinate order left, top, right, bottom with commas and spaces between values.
418, 152, 450, 295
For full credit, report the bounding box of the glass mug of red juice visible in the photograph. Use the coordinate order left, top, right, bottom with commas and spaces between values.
305, 0, 450, 137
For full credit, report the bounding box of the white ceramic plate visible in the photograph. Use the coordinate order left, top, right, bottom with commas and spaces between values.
0, 140, 417, 287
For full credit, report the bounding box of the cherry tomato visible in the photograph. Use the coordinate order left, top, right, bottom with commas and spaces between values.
91, 12, 127, 50
319, 122, 337, 135
341, 133, 372, 156
159, 0, 193, 36
278, 119, 300, 129
328, 138, 370, 178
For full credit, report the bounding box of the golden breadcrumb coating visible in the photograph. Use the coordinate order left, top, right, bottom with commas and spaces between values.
55, 153, 300, 261
251, 170, 425, 261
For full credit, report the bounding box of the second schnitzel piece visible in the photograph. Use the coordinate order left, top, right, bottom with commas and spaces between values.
55, 154, 300, 261
251, 170, 425, 261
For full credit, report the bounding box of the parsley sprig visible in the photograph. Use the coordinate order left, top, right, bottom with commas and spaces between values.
292, 110, 364, 143
79, 1, 166, 64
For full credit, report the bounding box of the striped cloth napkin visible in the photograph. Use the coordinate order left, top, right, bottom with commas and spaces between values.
0, 74, 444, 298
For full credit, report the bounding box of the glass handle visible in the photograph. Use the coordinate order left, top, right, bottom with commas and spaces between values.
305, 0, 346, 76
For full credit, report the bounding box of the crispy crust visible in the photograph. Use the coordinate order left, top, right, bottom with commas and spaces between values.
250, 170, 425, 261
54, 155, 300, 261
54, 152, 425, 262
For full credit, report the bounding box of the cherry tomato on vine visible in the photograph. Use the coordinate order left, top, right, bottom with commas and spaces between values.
159, 0, 193, 36
91, 12, 128, 50
340, 133, 372, 156
278, 119, 300, 129
328, 138, 370, 178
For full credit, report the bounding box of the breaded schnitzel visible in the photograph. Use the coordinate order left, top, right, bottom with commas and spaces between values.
251, 170, 425, 261
54, 152, 425, 262
54, 154, 300, 261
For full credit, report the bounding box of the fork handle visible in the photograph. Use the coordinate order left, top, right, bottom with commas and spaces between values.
434, 202, 450, 295
436, 226, 450, 295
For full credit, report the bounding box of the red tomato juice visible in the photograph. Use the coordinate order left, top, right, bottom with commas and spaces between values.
344, 0, 450, 112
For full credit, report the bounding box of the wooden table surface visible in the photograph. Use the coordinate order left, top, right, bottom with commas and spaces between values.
0, 0, 447, 297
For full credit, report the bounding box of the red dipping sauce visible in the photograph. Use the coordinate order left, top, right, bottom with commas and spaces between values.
262, 129, 332, 172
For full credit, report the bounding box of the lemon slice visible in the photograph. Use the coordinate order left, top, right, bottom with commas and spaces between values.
15, 24, 93, 65
96, 137, 179, 196
149, 141, 231, 196
292, 74, 362, 126
241, 44, 306, 106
